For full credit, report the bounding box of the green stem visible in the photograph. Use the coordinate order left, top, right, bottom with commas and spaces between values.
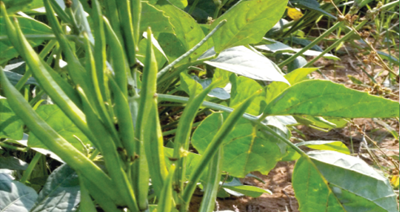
0, 34, 80, 41
188, 0, 200, 15
15, 39, 57, 91
157, 20, 226, 81
157, 94, 307, 157
304, 20, 368, 67
20, 153, 42, 184
278, 21, 344, 68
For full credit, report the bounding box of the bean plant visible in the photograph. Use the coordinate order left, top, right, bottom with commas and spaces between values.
0, 0, 398, 211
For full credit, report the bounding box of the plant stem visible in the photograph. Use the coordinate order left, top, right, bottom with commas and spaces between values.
304, 19, 368, 68
157, 20, 226, 81
188, 0, 200, 15
20, 152, 42, 184
157, 94, 307, 157
278, 21, 344, 68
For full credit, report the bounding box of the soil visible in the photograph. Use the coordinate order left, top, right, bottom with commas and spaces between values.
189, 43, 399, 211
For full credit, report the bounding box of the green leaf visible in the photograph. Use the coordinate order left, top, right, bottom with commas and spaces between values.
168, 0, 188, 9
210, 0, 288, 52
31, 164, 80, 212
264, 80, 400, 118
0, 99, 24, 140
222, 178, 271, 197
290, 0, 336, 19
293, 151, 398, 212
2, 0, 33, 13
377, 51, 399, 65
229, 75, 264, 115
0, 173, 38, 212
0, 156, 28, 170
164, 148, 208, 182
3, 62, 38, 86
296, 140, 350, 154
199, 46, 289, 84
0, 16, 52, 63
155, 0, 208, 62
141, 2, 175, 36
256, 39, 339, 60
28, 105, 91, 152
192, 113, 284, 177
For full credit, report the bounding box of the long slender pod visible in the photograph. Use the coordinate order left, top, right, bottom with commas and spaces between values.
1, 5, 97, 145
172, 80, 220, 203
157, 164, 176, 212
43, 0, 94, 97
131, 0, 141, 54
82, 33, 123, 149
181, 91, 261, 211
78, 87, 139, 212
103, 17, 129, 96
116, 0, 137, 66
109, 75, 136, 160
0, 67, 121, 204
199, 123, 223, 212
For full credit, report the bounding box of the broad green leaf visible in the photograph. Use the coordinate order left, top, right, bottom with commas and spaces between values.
179, 73, 230, 100
255, 39, 339, 60
164, 148, 208, 182
192, 113, 284, 177
0, 173, 38, 212
155, 0, 207, 62
0, 17, 52, 63
168, 0, 188, 9
141, 2, 175, 36
229, 75, 264, 115
210, 0, 288, 52
2, 0, 33, 13
264, 80, 400, 118
28, 105, 91, 152
293, 151, 398, 212
31, 164, 80, 212
290, 0, 336, 19
3, 62, 38, 86
223, 186, 271, 198
178, 72, 203, 96
21, 0, 44, 13
296, 141, 350, 155
13, 133, 64, 163
199, 46, 289, 84
222, 178, 271, 198
286, 67, 319, 84
0, 156, 28, 170
0, 99, 23, 140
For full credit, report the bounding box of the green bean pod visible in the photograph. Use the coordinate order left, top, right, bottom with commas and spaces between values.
131, 0, 141, 52
78, 173, 97, 212
102, 0, 124, 46
80, 176, 121, 212
103, 17, 129, 96
116, 0, 137, 66
78, 86, 139, 212
181, 90, 262, 211
1, 5, 96, 144
172, 79, 220, 200
90, 0, 111, 109
0, 67, 120, 203
157, 164, 176, 212
82, 33, 123, 149
108, 75, 136, 159
43, 0, 94, 98
199, 134, 223, 212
